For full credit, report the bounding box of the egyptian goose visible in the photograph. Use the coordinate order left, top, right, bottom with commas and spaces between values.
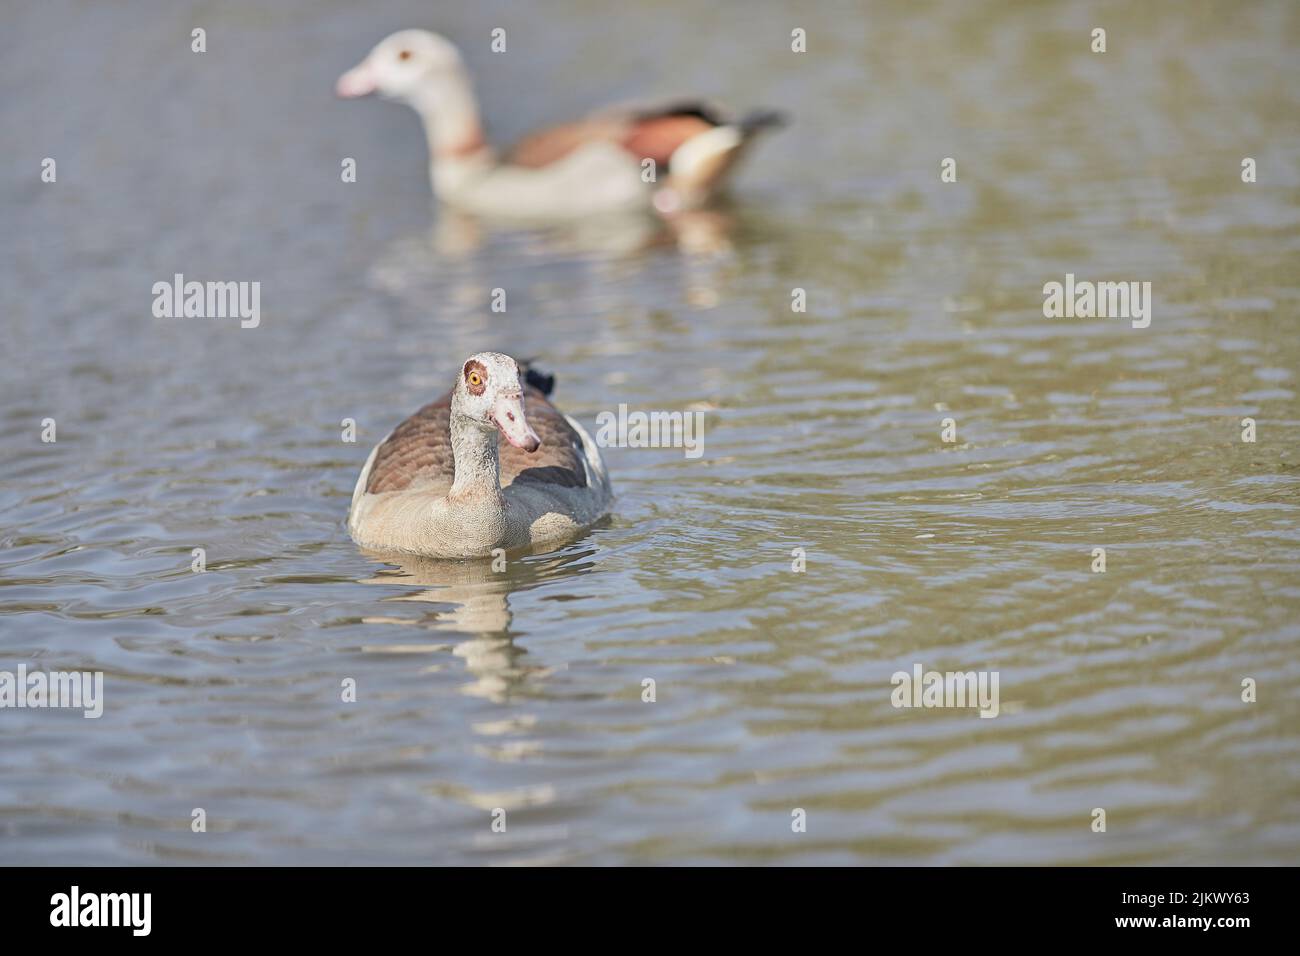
348, 352, 612, 558
336, 29, 784, 218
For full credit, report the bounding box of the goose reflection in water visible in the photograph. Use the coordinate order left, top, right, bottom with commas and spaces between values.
369, 203, 741, 278
355, 545, 602, 702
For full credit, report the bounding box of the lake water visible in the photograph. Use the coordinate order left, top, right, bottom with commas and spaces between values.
2, 0, 1298, 865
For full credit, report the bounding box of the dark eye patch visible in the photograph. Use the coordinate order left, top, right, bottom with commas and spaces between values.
463, 359, 488, 395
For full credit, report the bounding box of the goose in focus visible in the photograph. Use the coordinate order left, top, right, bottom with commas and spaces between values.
336, 29, 785, 218
348, 352, 611, 558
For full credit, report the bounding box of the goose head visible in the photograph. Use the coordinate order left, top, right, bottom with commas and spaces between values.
453, 352, 541, 453
337, 30, 485, 160
336, 29, 466, 102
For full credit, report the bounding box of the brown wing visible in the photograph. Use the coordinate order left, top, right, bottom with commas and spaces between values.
364, 388, 588, 494
507, 117, 627, 168
364, 392, 454, 494
620, 114, 716, 167
502, 389, 589, 489
507, 102, 723, 169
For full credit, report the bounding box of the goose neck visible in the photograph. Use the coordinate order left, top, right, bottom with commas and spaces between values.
447, 408, 503, 504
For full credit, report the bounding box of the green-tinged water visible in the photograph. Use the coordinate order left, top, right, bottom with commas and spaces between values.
1, 0, 1298, 864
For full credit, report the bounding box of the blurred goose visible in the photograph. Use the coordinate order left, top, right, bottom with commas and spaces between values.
348, 352, 611, 558
336, 29, 784, 218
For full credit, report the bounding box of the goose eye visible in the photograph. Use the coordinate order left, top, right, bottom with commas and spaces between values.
398, 50, 412, 61
467, 370, 483, 387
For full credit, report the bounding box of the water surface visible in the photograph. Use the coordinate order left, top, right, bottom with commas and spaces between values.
2, 0, 1299, 864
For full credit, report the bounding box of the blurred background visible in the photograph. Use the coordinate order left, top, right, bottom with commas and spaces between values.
1, 0, 1298, 864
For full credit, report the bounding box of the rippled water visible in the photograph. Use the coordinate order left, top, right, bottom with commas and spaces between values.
2, 0, 1299, 864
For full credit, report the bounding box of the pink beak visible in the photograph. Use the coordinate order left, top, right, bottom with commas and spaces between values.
492, 393, 541, 453
336, 61, 378, 98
